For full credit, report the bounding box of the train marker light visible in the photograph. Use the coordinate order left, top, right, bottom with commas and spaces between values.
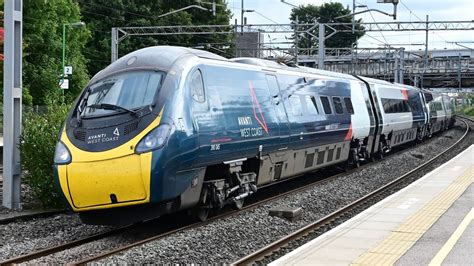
135, 124, 171, 154
54, 141, 72, 164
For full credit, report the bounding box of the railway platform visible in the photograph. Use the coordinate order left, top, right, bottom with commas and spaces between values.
271, 145, 473, 266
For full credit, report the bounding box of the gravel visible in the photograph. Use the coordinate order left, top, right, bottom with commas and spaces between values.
0, 214, 109, 261
0, 120, 470, 264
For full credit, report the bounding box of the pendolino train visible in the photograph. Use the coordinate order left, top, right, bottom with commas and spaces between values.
53, 46, 455, 225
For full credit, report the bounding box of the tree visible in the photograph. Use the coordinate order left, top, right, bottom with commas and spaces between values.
290, 3, 365, 50
23, 0, 90, 105
79, 0, 233, 76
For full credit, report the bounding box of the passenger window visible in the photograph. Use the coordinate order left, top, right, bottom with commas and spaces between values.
344, 97, 354, 114
305, 95, 319, 115
424, 93, 433, 102
382, 98, 412, 113
394, 102, 400, 113
320, 96, 332, 114
289, 95, 303, 116
332, 97, 344, 114
191, 70, 205, 103
389, 100, 394, 113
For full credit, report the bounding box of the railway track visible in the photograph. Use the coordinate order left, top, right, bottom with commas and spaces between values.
457, 114, 474, 123
233, 118, 471, 265
0, 118, 470, 264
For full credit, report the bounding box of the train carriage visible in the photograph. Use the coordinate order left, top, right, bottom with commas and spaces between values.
359, 78, 427, 151
441, 93, 455, 128
423, 90, 449, 135
53, 46, 453, 225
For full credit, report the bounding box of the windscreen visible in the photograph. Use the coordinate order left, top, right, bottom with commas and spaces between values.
81, 71, 164, 117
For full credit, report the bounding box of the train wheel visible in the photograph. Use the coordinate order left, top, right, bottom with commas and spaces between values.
195, 207, 210, 222
354, 161, 360, 168
233, 198, 245, 210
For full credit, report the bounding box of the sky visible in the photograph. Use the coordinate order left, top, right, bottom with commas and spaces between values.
228, 0, 474, 51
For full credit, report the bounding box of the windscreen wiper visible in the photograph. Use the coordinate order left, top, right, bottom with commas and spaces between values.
76, 88, 91, 126
88, 103, 140, 117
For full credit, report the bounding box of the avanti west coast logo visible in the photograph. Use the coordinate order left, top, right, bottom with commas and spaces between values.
87, 127, 120, 144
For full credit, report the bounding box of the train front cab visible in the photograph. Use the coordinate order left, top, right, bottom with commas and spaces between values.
52, 65, 194, 225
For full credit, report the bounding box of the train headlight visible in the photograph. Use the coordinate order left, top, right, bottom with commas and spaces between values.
54, 141, 72, 164
135, 124, 171, 154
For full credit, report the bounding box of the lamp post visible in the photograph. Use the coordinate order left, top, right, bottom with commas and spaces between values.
61, 21, 85, 86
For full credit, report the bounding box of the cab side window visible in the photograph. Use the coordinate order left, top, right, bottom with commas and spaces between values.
305, 95, 319, 115
191, 70, 205, 103
289, 95, 304, 116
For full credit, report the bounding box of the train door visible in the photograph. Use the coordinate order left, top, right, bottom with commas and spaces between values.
420, 91, 429, 125
266, 75, 290, 149
264, 74, 290, 182
353, 76, 382, 155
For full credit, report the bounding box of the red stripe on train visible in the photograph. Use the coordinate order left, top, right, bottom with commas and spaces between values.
345, 122, 353, 141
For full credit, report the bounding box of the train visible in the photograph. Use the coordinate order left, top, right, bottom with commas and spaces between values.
53, 46, 455, 225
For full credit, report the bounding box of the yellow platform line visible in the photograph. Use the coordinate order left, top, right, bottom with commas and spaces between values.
429, 208, 473, 266
352, 166, 473, 266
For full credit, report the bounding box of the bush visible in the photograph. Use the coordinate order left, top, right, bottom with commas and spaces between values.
465, 107, 474, 117
21, 96, 70, 208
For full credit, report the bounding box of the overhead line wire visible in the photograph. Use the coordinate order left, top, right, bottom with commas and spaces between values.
399, 0, 449, 44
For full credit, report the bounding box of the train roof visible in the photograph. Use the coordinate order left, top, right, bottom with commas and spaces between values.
229, 57, 359, 81
90, 46, 411, 87
89, 46, 228, 84
358, 76, 420, 91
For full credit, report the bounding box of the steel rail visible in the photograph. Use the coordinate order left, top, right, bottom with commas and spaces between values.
232, 118, 470, 265
0, 210, 67, 225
